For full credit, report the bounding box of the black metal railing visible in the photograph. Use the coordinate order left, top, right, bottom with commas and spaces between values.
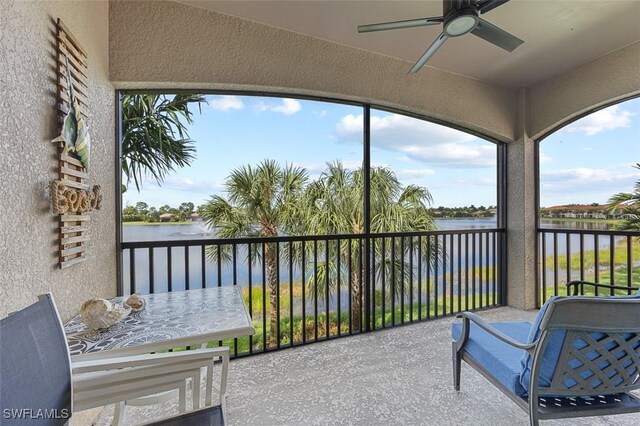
537, 228, 639, 306
121, 228, 505, 357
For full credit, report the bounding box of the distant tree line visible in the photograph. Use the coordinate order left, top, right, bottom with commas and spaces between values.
122, 201, 198, 222
124, 203, 498, 223
428, 205, 496, 218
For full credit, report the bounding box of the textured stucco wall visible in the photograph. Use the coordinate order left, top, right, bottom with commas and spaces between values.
109, 0, 517, 143
529, 41, 640, 140
506, 89, 537, 310
0, 1, 115, 323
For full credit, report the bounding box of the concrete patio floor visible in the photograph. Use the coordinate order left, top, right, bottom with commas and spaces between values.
96, 307, 639, 425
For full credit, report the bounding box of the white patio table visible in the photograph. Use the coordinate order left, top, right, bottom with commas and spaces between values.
65, 287, 254, 361
64, 287, 254, 422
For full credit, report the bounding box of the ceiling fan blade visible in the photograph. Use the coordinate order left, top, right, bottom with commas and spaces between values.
471, 18, 523, 52
358, 16, 443, 33
409, 32, 448, 74
478, 0, 511, 14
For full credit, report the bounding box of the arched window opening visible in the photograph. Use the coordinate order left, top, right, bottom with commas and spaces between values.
537, 97, 640, 304
118, 92, 504, 354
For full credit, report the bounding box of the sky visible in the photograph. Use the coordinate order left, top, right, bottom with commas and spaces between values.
539, 98, 639, 207
122, 94, 639, 210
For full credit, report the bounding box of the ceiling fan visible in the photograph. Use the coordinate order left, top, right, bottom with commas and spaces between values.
358, 0, 524, 73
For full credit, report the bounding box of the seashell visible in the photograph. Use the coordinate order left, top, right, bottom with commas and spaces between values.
80, 298, 131, 330
124, 293, 146, 312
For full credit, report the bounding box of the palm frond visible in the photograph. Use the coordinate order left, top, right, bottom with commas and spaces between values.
121, 94, 205, 191
606, 163, 640, 231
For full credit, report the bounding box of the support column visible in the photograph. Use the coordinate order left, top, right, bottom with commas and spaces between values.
505, 88, 538, 310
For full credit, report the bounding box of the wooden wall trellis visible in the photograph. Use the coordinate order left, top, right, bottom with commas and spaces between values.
54, 19, 91, 269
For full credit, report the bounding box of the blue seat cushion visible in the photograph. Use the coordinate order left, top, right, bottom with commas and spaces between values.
452, 322, 530, 397
519, 296, 564, 394
520, 292, 640, 395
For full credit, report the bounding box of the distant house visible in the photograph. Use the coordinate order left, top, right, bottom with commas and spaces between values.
540, 204, 627, 219
159, 213, 174, 222
190, 213, 200, 221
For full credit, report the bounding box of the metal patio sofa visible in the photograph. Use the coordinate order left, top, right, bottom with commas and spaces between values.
452, 281, 640, 425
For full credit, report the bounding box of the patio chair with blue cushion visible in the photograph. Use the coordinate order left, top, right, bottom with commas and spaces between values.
452, 281, 640, 425
0, 294, 229, 426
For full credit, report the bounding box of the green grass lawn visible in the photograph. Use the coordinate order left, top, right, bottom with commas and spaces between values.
539, 238, 640, 302
541, 238, 640, 271
154, 264, 503, 356
151, 237, 638, 356
182, 283, 498, 356
160, 281, 498, 356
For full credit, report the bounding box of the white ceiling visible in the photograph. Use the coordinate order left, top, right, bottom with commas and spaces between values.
178, 0, 640, 88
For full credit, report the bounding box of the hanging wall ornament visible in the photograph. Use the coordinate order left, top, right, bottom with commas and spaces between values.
52, 19, 96, 269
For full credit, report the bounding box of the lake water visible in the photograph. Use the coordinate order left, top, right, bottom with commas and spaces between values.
122, 218, 622, 297
538, 219, 623, 259
122, 218, 500, 242
122, 217, 616, 242
123, 218, 496, 295
123, 221, 212, 242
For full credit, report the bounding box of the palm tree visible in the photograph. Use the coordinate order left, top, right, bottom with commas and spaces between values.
607, 163, 640, 231
121, 94, 205, 191
199, 160, 308, 347
299, 162, 439, 331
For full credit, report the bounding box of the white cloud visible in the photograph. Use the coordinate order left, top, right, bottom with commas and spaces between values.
291, 161, 330, 175
158, 176, 224, 194
314, 110, 328, 118
429, 176, 496, 189
396, 168, 436, 180
292, 160, 396, 177
395, 156, 414, 163
123, 176, 226, 209
255, 98, 302, 115
209, 95, 244, 111
562, 105, 634, 136
336, 113, 495, 168
541, 167, 637, 183
336, 114, 363, 135
341, 159, 370, 170
273, 99, 302, 115
539, 152, 554, 164
540, 164, 640, 203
